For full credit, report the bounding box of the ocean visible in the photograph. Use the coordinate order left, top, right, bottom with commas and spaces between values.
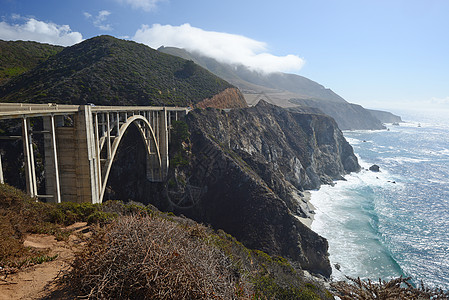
310, 108, 449, 290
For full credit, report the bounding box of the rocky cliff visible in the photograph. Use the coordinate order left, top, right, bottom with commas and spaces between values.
290, 99, 385, 130
152, 101, 360, 277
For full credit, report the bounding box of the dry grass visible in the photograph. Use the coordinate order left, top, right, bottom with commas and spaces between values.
0, 184, 52, 268
331, 276, 449, 299
64, 215, 242, 299
0, 184, 336, 299
0, 184, 114, 272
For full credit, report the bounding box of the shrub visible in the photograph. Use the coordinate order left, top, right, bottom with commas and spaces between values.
331, 276, 449, 299
65, 215, 238, 299
48, 202, 100, 225
86, 211, 117, 225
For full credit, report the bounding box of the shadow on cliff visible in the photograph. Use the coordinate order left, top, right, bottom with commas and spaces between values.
103, 123, 166, 206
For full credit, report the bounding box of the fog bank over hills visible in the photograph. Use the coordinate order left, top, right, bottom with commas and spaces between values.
159, 46, 398, 130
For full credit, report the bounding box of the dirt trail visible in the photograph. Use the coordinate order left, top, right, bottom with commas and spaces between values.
0, 222, 89, 300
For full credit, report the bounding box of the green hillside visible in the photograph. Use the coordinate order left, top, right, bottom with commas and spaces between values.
0, 40, 63, 85
0, 36, 233, 106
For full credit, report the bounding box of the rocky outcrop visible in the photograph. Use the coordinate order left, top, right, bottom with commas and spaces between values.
196, 87, 247, 109
369, 164, 380, 172
161, 101, 360, 278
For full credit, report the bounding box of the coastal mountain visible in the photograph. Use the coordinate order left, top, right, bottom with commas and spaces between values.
158, 46, 346, 103
0, 36, 245, 108
158, 47, 396, 130
368, 108, 403, 123
289, 98, 386, 131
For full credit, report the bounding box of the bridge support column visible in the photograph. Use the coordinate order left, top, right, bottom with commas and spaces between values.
74, 106, 101, 203
43, 115, 62, 203
22, 117, 37, 198
159, 108, 169, 179
0, 153, 4, 184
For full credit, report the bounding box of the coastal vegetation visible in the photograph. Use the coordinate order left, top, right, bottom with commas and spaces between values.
331, 276, 449, 299
0, 184, 332, 299
0, 40, 63, 86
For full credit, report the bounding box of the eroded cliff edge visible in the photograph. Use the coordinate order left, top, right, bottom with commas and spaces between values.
159, 101, 360, 277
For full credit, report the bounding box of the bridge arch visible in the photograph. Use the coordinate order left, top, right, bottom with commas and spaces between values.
99, 115, 162, 203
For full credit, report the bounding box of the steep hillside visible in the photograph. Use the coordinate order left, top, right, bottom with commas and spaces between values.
180, 101, 359, 276
158, 47, 399, 130
0, 40, 63, 86
159, 46, 346, 103
290, 99, 386, 130
0, 36, 237, 107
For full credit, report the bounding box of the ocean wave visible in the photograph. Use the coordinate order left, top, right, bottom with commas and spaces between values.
382, 156, 431, 164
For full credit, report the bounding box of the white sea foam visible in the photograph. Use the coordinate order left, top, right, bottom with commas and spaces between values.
319, 120, 449, 290
310, 165, 404, 281
383, 156, 430, 164
344, 137, 362, 144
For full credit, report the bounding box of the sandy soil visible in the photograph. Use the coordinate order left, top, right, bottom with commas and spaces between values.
0, 222, 89, 300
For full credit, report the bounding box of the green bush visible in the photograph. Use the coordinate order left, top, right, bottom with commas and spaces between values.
47, 202, 100, 225
253, 275, 321, 300
87, 211, 118, 225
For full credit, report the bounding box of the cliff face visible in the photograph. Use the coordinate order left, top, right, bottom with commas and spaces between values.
189, 100, 359, 191
160, 101, 360, 277
290, 99, 385, 130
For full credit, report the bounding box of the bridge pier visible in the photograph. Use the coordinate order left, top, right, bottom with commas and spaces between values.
0, 153, 3, 184
22, 117, 38, 198
159, 108, 169, 179
43, 115, 62, 203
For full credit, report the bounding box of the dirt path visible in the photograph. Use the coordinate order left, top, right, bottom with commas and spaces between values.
0, 223, 89, 300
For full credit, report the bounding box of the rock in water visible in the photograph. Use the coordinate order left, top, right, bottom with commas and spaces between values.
369, 164, 380, 172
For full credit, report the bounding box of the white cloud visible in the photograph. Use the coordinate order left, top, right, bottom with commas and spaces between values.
84, 10, 113, 31
0, 17, 82, 46
133, 23, 305, 74
117, 0, 165, 11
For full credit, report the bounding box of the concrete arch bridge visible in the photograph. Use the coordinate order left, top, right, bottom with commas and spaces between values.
0, 103, 189, 204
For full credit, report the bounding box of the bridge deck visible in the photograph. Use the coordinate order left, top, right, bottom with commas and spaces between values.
0, 103, 189, 119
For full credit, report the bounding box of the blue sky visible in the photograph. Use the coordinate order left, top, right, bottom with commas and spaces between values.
1, 0, 449, 112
